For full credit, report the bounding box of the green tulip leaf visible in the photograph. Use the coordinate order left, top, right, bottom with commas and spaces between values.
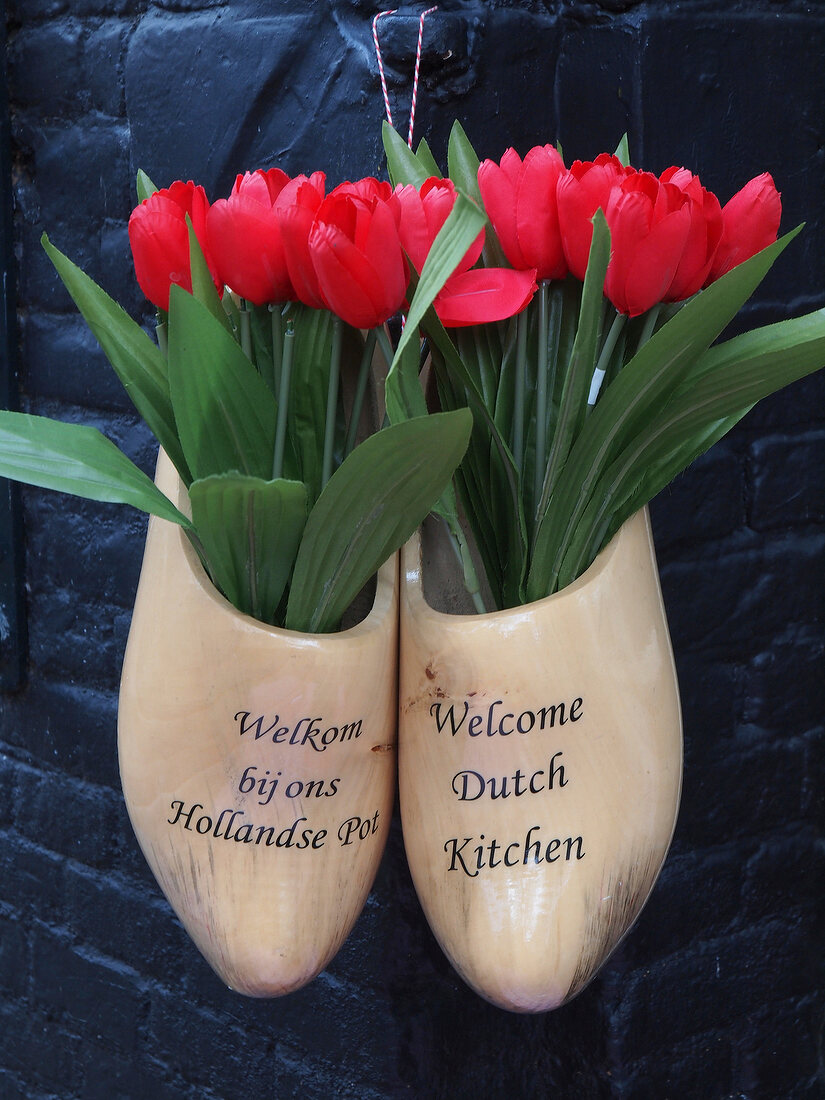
556, 306, 825, 586
167, 285, 278, 481
41, 233, 191, 483
447, 119, 507, 267
135, 169, 158, 203
189, 472, 307, 624
286, 410, 472, 633
415, 137, 442, 179
0, 411, 191, 527
614, 134, 631, 167
286, 302, 335, 502
527, 226, 802, 600
186, 216, 232, 334
394, 190, 487, 366
383, 121, 430, 188
537, 210, 612, 522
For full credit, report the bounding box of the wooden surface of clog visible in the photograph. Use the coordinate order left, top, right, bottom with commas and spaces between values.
118, 450, 398, 997
399, 509, 682, 1012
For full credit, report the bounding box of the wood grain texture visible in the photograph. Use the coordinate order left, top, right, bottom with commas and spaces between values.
399, 508, 682, 1013
118, 450, 398, 997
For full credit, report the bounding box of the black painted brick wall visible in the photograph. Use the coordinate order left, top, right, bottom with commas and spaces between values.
1, 1, 823, 1097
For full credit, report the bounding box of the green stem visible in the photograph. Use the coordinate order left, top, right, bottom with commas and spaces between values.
533, 282, 562, 509
155, 320, 168, 357
321, 316, 343, 488
588, 310, 626, 406
513, 308, 528, 472
533, 283, 549, 507
345, 329, 377, 457
272, 322, 295, 480
445, 519, 488, 615
636, 303, 661, 353
240, 300, 252, 361
269, 304, 283, 399
375, 324, 395, 371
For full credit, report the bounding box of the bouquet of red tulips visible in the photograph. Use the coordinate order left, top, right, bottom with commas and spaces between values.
382, 122, 825, 611
1, 120, 823, 629
0, 168, 483, 633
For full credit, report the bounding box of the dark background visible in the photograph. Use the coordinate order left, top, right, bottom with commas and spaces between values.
1, 1, 823, 1096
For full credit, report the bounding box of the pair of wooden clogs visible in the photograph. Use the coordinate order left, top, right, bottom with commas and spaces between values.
119, 451, 681, 1012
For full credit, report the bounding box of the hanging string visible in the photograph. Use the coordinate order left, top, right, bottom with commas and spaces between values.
371, 9, 398, 129
408, 6, 438, 147
373, 6, 438, 149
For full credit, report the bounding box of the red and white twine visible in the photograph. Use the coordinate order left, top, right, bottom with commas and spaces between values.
372, 6, 438, 149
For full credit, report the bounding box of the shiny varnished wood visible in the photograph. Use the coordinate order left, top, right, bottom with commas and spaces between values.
399, 509, 682, 1012
118, 450, 398, 997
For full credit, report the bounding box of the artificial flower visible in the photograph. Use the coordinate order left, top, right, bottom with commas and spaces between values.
707, 172, 781, 281
603, 172, 692, 316
556, 153, 633, 281
309, 189, 407, 329
478, 145, 567, 281
128, 180, 218, 311
395, 177, 537, 327
659, 166, 723, 301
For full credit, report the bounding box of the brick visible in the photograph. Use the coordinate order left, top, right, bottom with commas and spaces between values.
742, 636, 824, 736
7, 21, 84, 115
31, 927, 145, 1053
0, 913, 28, 997
678, 738, 809, 849
649, 437, 745, 554
0, 830, 66, 922
749, 430, 825, 532
62, 863, 192, 989
20, 312, 136, 412
0, 1000, 83, 1095
556, 20, 638, 161
0, 678, 120, 788
659, 533, 823, 657
12, 766, 125, 869
77, 1040, 188, 1100
620, 1030, 733, 1099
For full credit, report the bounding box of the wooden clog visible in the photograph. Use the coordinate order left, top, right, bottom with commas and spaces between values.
399, 509, 682, 1012
118, 450, 398, 996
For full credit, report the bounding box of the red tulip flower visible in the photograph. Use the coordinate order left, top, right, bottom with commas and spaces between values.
128, 180, 219, 312
308, 189, 407, 329
556, 153, 634, 281
395, 177, 537, 327
273, 172, 328, 309
478, 145, 568, 281
603, 172, 692, 317
207, 168, 308, 306
659, 166, 723, 302
707, 172, 781, 282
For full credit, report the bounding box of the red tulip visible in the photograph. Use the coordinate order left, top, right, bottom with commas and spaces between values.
308, 189, 407, 329
128, 180, 219, 312
207, 168, 298, 306
273, 172, 328, 309
659, 166, 723, 302
478, 145, 567, 281
395, 177, 537, 327
556, 153, 634, 281
603, 172, 692, 317
395, 177, 483, 274
707, 172, 781, 282
330, 177, 395, 204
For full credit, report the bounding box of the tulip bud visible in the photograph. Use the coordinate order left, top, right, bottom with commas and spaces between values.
659, 166, 723, 302
206, 168, 294, 306
707, 172, 781, 282
128, 180, 218, 312
479, 145, 567, 281
308, 189, 407, 330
